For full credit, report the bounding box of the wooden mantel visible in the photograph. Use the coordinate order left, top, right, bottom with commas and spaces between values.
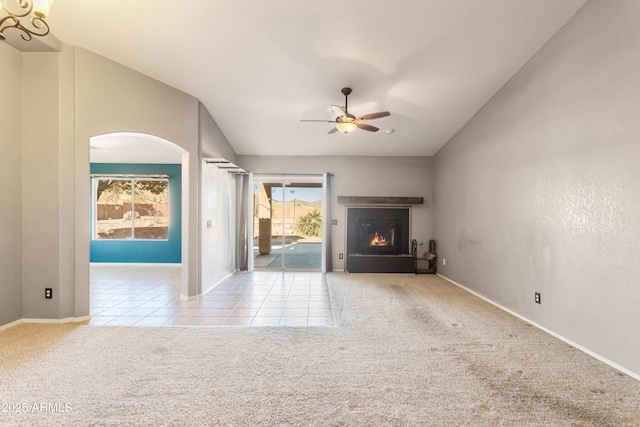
337, 196, 423, 205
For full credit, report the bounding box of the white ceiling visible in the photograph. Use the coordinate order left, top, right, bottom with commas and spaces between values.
90, 133, 184, 164
48, 0, 587, 158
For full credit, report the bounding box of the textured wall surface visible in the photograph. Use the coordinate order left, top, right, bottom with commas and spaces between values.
199, 103, 239, 292
201, 163, 237, 293
0, 44, 23, 326
199, 103, 238, 164
433, 0, 640, 375
21, 53, 62, 320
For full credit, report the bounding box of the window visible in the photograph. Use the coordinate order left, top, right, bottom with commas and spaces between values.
92, 175, 169, 240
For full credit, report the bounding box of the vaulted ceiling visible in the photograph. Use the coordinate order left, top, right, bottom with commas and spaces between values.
47, 0, 587, 157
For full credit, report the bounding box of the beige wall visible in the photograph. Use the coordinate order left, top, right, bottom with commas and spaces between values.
17, 46, 203, 320
58, 46, 77, 318
199, 103, 237, 163
21, 52, 63, 319
433, 0, 640, 377
237, 155, 433, 271
0, 44, 23, 326
201, 163, 237, 292
3, 45, 238, 325
199, 102, 239, 290
74, 47, 201, 302
22, 47, 76, 320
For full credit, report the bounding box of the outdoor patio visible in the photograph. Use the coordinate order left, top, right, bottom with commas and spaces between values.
254, 236, 322, 269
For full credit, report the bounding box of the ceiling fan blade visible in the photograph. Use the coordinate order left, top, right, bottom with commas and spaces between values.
357, 111, 390, 121
328, 127, 339, 134
301, 119, 336, 122
331, 105, 346, 117
357, 123, 379, 132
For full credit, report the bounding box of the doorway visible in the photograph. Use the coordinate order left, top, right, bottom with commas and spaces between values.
88, 132, 188, 318
252, 175, 324, 271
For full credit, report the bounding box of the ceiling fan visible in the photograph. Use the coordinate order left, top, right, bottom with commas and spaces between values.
301, 87, 390, 134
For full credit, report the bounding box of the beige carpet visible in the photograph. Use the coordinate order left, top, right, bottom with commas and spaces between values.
1, 273, 639, 426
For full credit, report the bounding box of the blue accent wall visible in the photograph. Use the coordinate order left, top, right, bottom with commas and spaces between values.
90, 163, 182, 263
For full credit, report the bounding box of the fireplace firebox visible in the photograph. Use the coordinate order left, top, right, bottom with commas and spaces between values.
346, 207, 413, 273
355, 219, 402, 255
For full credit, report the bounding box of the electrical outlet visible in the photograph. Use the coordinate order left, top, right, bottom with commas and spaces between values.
45, 288, 53, 299
332, 219, 338, 225
442, 258, 446, 266
535, 292, 541, 304
339, 253, 343, 259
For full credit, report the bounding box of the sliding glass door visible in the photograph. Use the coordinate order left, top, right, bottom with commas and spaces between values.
252, 175, 323, 271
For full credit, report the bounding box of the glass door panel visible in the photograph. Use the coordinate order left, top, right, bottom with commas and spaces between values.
282, 185, 323, 270
252, 177, 323, 271
253, 181, 283, 269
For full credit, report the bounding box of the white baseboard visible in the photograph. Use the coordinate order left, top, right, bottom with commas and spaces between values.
201, 272, 235, 297
22, 317, 90, 324
179, 272, 235, 301
90, 262, 181, 267
437, 274, 640, 382
0, 319, 23, 331
1, 316, 92, 330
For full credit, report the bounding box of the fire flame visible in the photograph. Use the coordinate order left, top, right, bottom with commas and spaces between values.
370, 231, 387, 246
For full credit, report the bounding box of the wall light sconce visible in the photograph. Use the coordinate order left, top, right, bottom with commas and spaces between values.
0, 0, 53, 41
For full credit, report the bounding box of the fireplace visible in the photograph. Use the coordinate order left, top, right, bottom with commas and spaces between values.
346, 207, 414, 273
355, 218, 402, 255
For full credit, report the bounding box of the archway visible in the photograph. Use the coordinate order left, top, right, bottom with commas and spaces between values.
88, 133, 190, 312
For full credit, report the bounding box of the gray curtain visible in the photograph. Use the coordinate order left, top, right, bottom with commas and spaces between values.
324, 172, 333, 272
237, 174, 250, 271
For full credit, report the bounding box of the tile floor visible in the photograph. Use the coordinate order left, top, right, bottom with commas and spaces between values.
88, 264, 335, 327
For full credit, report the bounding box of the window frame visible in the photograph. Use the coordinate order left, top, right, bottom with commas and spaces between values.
91, 174, 171, 241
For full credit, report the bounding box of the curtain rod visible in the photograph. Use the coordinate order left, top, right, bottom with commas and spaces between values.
90, 174, 171, 179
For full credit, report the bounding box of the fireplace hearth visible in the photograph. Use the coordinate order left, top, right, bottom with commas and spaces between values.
346, 207, 414, 273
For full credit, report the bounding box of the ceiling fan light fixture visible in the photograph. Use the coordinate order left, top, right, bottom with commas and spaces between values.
301, 87, 390, 135
336, 122, 357, 134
